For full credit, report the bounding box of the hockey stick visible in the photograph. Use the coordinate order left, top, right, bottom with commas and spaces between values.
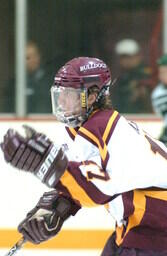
3, 211, 56, 256
4, 237, 26, 256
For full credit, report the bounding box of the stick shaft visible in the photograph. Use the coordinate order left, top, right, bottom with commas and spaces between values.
4, 237, 26, 256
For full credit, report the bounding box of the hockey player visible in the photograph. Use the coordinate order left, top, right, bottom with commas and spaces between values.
2, 57, 167, 255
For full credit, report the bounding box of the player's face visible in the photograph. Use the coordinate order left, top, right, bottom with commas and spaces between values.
51, 86, 83, 118
159, 66, 167, 85
58, 88, 81, 116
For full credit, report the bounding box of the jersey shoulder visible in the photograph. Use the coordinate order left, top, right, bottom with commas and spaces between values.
85, 109, 119, 130
78, 109, 121, 145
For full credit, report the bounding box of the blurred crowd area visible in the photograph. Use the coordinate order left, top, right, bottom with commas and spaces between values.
0, 0, 163, 115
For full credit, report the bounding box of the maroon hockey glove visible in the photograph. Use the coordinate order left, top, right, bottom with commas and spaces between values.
18, 190, 80, 244
1, 125, 68, 187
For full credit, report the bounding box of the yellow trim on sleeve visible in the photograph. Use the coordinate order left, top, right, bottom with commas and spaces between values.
61, 170, 98, 207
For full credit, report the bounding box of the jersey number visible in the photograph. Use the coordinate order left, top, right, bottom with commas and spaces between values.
84, 162, 110, 181
145, 134, 167, 160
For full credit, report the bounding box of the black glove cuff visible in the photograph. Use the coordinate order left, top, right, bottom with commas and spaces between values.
52, 196, 81, 220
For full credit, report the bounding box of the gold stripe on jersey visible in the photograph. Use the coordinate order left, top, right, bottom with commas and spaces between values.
116, 225, 124, 245
68, 127, 77, 137
116, 189, 167, 246
79, 111, 119, 162
103, 111, 119, 142
79, 127, 108, 161
60, 170, 98, 207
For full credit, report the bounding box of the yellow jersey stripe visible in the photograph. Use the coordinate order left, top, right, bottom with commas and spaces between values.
126, 190, 167, 236
103, 111, 119, 142
79, 127, 108, 161
79, 111, 119, 162
69, 127, 77, 137
116, 189, 167, 246
61, 170, 98, 207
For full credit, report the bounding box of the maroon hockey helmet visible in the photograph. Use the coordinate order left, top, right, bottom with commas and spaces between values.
54, 57, 111, 89
51, 57, 111, 127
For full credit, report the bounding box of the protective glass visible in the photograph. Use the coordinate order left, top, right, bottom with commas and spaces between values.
51, 86, 87, 127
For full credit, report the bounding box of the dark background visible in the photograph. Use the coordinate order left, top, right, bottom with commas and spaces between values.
0, 0, 162, 112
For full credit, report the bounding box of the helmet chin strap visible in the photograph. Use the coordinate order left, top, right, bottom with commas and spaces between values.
64, 115, 85, 128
